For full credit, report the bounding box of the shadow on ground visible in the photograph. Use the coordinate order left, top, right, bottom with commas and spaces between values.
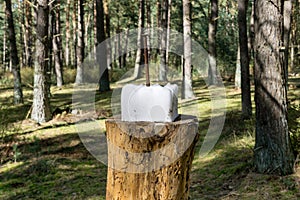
0, 132, 107, 200
190, 110, 300, 200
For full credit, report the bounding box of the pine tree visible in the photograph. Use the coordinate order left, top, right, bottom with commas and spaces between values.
31, 0, 51, 123
182, 0, 193, 99
254, 0, 295, 175
5, 0, 24, 104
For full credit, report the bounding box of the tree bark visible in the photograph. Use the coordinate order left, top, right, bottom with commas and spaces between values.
96, 0, 110, 92
18, 1, 24, 69
166, 0, 172, 65
208, 0, 218, 86
117, 14, 122, 68
105, 115, 199, 200
290, 0, 299, 72
52, 0, 64, 87
159, 0, 168, 81
283, 0, 292, 91
31, 0, 51, 123
182, 0, 193, 99
248, 1, 254, 60
122, 29, 129, 69
249, 0, 255, 59
72, 0, 77, 68
94, 0, 97, 58
254, 0, 295, 175
3, 26, 7, 71
65, 0, 71, 67
155, 0, 161, 62
24, 0, 33, 67
84, 11, 92, 54
133, 0, 145, 80
75, 0, 85, 84
146, 0, 151, 62
238, 0, 252, 119
5, 0, 24, 105
48, 6, 53, 82
104, 0, 112, 70
235, 45, 241, 89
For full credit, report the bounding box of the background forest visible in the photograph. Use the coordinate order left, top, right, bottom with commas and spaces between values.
0, 0, 257, 81
0, 0, 300, 199
0, 0, 299, 88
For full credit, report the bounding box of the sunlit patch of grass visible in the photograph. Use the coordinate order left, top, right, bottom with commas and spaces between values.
0, 77, 299, 199
0, 161, 24, 173
0, 156, 107, 199
189, 79, 299, 199
0, 123, 107, 199
190, 123, 300, 199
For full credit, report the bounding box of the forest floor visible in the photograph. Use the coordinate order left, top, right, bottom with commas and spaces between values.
0, 75, 299, 199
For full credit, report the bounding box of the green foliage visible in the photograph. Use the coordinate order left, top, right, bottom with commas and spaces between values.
110, 68, 128, 82
216, 1, 238, 76
0, 79, 299, 199
28, 136, 42, 155
289, 104, 300, 154
109, 0, 139, 31
21, 67, 34, 87
12, 144, 21, 163
0, 106, 9, 140
63, 68, 76, 84
0, 72, 14, 87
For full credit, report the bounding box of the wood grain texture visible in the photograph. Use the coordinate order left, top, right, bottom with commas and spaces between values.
105, 115, 199, 200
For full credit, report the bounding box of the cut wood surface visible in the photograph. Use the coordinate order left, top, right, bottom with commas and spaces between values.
105, 115, 199, 200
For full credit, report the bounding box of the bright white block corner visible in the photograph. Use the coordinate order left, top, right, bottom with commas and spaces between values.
121, 83, 179, 122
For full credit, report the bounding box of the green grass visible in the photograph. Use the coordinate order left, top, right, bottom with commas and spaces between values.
0, 75, 299, 199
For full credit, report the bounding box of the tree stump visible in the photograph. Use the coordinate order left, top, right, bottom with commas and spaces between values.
105, 115, 199, 200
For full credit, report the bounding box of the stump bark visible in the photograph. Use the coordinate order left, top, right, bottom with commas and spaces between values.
105, 115, 199, 200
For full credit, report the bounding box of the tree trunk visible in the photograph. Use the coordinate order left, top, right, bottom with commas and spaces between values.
52, 0, 64, 87
5, 0, 24, 105
104, 0, 112, 69
290, 44, 294, 72
3, 26, 6, 71
155, 0, 161, 62
94, 0, 97, 58
235, 45, 241, 89
249, 0, 255, 59
75, 0, 85, 84
18, 1, 24, 69
24, 0, 33, 67
72, 0, 77, 68
146, 0, 151, 61
31, 0, 51, 123
65, 0, 71, 67
159, 0, 168, 81
166, 0, 172, 65
97, 0, 110, 92
283, 0, 292, 91
2, 4, 6, 71
238, 0, 252, 119
113, 34, 118, 68
182, 0, 193, 99
105, 116, 199, 200
133, 0, 145, 80
208, 0, 218, 85
84, 11, 92, 54
49, 6, 53, 81
122, 29, 129, 69
290, 0, 298, 72
116, 10, 123, 69
254, 0, 295, 175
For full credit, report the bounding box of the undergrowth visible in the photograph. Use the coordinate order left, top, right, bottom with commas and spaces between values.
0, 77, 299, 199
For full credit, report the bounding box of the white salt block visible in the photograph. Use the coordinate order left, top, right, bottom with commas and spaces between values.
121, 83, 179, 122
